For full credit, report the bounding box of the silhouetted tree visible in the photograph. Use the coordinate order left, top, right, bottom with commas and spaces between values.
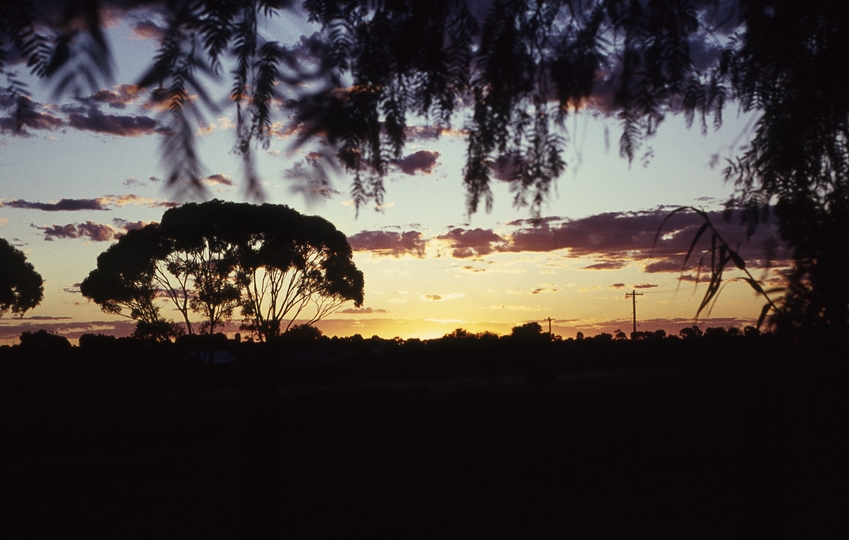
279, 323, 324, 344
631, 329, 666, 340
679, 325, 702, 340
5, 1, 849, 335
81, 201, 363, 341
511, 321, 546, 342
444, 328, 472, 339
18, 329, 71, 351
223, 203, 364, 341
703, 326, 729, 340
0, 237, 44, 318
80, 224, 180, 342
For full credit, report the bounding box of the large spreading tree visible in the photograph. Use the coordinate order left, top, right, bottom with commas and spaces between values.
81, 201, 364, 341
4, 1, 848, 336
0, 237, 44, 318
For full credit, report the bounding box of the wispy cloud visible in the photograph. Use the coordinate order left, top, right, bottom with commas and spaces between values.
421, 293, 464, 301
338, 307, 389, 314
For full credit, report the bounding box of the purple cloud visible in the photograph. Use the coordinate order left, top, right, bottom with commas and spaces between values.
5, 198, 109, 211
437, 227, 505, 258
348, 230, 426, 257
394, 150, 440, 175
32, 221, 119, 242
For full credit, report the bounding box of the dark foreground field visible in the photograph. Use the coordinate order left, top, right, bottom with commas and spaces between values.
2, 346, 845, 538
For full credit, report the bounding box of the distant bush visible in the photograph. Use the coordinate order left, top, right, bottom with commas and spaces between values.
78, 333, 118, 350
19, 329, 71, 352
510, 322, 547, 342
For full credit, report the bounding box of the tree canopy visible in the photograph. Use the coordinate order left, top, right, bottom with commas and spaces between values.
80, 200, 364, 341
0, 0, 808, 211
0, 237, 44, 318
4, 1, 849, 336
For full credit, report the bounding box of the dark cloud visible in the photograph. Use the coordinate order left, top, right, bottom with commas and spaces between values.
491, 152, 523, 182
502, 208, 791, 271
348, 230, 426, 257
530, 287, 557, 295
609, 283, 626, 289
678, 274, 709, 283
4, 198, 108, 211
504, 216, 565, 227
423, 295, 442, 301
338, 307, 389, 314
504, 211, 665, 254
385, 208, 792, 276
32, 223, 78, 240
286, 32, 333, 64
32, 221, 118, 242
633, 283, 659, 289
63, 105, 168, 137
0, 111, 65, 134
3, 195, 171, 212
2, 87, 167, 138
204, 174, 234, 186
113, 218, 149, 232
0, 93, 65, 135
77, 221, 118, 241
643, 259, 688, 273
83, 84, 141, 109
437, 227, 505, 258
394, 150, 440, 175
124, 176, 161, 187
583, 260, 627, 270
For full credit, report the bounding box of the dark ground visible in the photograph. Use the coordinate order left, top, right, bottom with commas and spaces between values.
2, 358, 845, 538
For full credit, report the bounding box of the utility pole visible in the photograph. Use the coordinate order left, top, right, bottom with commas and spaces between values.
546, 317, 553, 341
625, 290, 643, 337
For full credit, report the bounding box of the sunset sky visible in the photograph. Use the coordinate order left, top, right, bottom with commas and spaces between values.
0, 5, 788, 343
